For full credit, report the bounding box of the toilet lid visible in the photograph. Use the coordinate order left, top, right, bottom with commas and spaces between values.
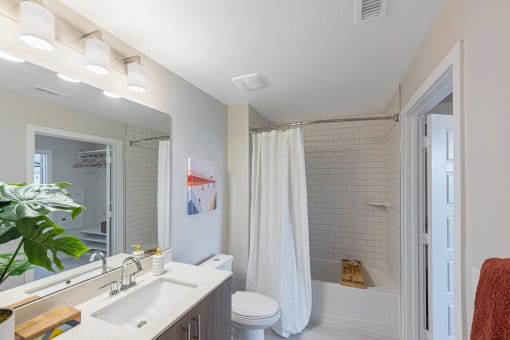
232, 291, 279, 318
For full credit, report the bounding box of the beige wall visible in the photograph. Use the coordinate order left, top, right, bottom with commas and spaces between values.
0, 2, 228, 265
227, 105, 250, 289
392, 0, 510, 335
384, 120, 401, 287
227, 106, 270, 291
0, 91, 126, 184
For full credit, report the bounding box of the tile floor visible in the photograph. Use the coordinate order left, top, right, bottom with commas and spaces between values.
264, 323, 382, 340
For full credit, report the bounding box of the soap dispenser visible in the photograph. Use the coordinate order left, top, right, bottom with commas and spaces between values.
152, 247, 165, 276
131, 244, 144, 257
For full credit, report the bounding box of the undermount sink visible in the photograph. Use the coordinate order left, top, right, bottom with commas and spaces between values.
92, 278, 197, 329
26, 266, 113, 297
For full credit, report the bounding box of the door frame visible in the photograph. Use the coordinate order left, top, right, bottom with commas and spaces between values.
25, 124, 125, 255
401, 42, 465, 340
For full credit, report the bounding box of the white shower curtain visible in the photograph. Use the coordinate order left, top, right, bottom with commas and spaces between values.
246, 128, 311, 338
157, 140, 171, 250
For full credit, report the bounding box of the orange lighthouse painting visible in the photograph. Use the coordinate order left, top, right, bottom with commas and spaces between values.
187, 158, 217, 215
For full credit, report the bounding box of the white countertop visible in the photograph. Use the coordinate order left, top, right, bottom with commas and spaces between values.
54, 261, 231, 340
0, 253, 134, 307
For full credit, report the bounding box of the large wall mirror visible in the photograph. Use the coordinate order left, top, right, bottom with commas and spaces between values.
0, 59, 171, 303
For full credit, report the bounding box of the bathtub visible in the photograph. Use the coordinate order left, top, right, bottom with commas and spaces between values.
311, 258, 400, 339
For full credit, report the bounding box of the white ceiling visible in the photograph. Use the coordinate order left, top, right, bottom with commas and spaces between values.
61, 0, 446, 122
0, 59, 171, 132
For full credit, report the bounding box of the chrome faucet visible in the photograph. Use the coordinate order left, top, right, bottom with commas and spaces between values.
89, 250, 107, 273
120, 256, 143, 291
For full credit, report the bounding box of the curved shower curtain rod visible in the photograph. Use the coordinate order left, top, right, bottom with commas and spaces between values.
250, 113, 400, 134
129, 135, 170, 146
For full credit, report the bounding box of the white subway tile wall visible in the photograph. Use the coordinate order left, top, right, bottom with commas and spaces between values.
247, 110, 401, 281
304, 119, 399, 268
125, 125, 161, 251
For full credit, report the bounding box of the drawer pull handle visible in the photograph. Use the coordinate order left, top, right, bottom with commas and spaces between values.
192, 314, 201, 339
182, 323, 191, 340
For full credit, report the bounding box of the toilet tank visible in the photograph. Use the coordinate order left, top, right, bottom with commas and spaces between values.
199, 254, 233, 271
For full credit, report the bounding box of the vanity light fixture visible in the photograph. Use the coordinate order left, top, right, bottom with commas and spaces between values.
123, 56, 147, 93
0, 51, 25, 63
19, 0, 55, 51
83, 30, 111, 75
103, 90, 121, 99
57, 73, 80, 83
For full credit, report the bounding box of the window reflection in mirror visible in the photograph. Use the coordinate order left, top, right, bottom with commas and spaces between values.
34, 151, 51, 184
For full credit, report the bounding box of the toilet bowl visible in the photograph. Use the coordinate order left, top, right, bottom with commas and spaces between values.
199, 254, 280, 340
232, 291, 280, 340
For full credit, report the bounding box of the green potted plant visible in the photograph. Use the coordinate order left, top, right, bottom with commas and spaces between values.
0, 182, 89, 339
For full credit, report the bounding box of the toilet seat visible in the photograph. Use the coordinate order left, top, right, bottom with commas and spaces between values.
232, 291, 280, 330
232, 291, 279, 319
232, 312, 280, 329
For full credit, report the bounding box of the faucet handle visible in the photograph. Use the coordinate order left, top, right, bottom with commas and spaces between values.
121, 274, 130, 291
129, 273, 137, 288
128, 265, 144, 288
100, 280, 119, 296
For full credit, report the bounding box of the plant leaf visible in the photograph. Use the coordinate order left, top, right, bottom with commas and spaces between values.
0, 220, 21, 244
0, 253, 33, 282
0, 182, 85, 221
17, 217, 90, 272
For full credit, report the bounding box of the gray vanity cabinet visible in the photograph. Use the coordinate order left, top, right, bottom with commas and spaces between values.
157, 278, 232, 340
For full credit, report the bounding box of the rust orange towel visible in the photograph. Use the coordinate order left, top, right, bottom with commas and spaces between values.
471, 258, 510, 340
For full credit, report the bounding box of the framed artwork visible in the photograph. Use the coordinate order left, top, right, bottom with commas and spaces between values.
187, 158, 217, 215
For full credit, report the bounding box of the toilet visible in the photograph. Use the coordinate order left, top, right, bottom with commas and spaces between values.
200, 254, 280, 340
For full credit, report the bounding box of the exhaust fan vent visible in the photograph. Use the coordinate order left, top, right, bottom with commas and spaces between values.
232, 73, 270, 91
356, 0, 388, 23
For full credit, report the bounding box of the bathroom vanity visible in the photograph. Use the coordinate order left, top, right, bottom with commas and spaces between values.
3, 260, 232, 340
157, 275, 231, 340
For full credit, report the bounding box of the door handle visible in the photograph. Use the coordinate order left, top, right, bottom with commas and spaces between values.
192, 314, 201, 339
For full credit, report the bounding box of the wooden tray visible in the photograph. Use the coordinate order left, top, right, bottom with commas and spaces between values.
15, 306, 81, 340
341, 259, 366, 289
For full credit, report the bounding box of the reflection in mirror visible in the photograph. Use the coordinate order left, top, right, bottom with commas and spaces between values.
0, 59, 171, 304
31, 134, 116, 282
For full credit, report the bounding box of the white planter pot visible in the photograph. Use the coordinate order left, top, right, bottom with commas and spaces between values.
0, 308, 14, 340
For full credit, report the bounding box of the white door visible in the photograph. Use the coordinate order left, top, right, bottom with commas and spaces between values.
428, 114, 455, 340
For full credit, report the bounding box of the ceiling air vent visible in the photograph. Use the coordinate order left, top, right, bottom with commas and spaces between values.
356, 0, 388, 24
35, 86, 66, 97
232, 73, 270, 91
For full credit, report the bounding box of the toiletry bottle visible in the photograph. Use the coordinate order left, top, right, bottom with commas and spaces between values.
131, 244, 144, 257
152, 247, 165, 276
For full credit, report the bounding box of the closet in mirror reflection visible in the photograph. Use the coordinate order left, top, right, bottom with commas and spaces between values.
32, 133, 114, 281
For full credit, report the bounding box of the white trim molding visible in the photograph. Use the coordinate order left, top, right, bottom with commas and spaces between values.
400, 41, 465, 340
